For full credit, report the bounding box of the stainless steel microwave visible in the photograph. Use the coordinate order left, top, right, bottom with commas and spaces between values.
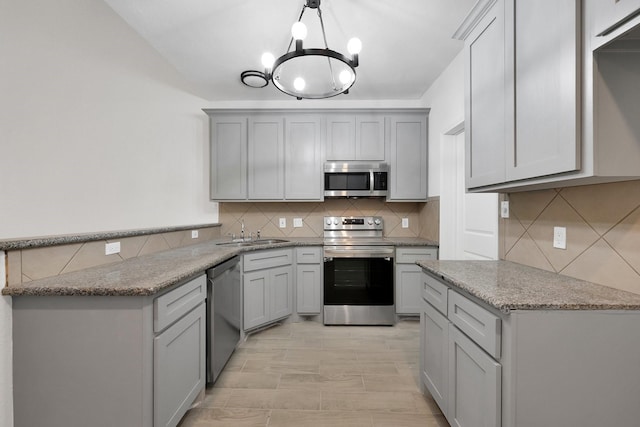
324, 162, 388, 198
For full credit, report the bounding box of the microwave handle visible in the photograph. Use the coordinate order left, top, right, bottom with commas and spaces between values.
370, 170, 374, 195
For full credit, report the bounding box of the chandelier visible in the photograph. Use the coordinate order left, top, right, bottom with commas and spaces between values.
240, 0, 361, 100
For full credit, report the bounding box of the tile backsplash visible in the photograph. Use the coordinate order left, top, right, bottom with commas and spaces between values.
502, 180, 640, 295
219, 198, 439, 241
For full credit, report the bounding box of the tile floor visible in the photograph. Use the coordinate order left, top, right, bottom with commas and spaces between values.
178, 319, 449, 427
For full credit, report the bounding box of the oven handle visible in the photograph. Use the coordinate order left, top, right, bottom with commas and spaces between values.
323, 249, 395, 259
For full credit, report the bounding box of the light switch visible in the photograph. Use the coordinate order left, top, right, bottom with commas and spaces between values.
401, 218, 409, 228
293, 218, 303, 228
553, 226, 566, 249
279, 217, 287, 228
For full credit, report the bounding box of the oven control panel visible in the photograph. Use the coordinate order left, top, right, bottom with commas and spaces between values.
324, 216, 383, 231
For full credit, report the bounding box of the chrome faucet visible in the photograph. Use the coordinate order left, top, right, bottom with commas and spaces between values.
240, 219, 245, 241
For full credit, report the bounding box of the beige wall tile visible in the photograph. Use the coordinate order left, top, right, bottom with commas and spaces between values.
504, 233, 554, 272
503, 216, 526, 256
561, 239, 640, 295
118, 235, 149, 259
22, 243, 82, 281
61, 241, 122, 274
561, 180, 640, 236
604, 207, 640, 272
7, 250, 22, 285
162, 230, 187, 248
505, 180, 640, 294
527, 197, 599, 271
419, 199, 439, 242
137, 234, 170, 256
509, 189, 557, 229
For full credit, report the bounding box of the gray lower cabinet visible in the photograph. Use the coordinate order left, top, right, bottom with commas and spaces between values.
243, 249, 293, 331
12, 274, 207, 427
395, 247, 438, 314
420, 270, 640, 427
295, 247, 323, 314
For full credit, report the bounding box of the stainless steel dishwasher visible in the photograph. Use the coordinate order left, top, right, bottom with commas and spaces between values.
206, 256, 241, 384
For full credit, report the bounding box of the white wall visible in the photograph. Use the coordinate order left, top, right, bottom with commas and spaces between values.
0, 0, 218, 240
0, 1, 222, 424
420, 52, 466, 197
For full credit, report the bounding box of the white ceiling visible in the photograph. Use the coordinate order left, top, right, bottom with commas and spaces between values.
103, 0, 476, 102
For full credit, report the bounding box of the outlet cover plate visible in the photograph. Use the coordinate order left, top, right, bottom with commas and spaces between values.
293, 218, 303, 228
401, 218, 409, 228
191, 230, 199, 239
501, 201, 510, 218
105, 242, 121, 255
553, 226, 567, 249
279, 218, 286, 228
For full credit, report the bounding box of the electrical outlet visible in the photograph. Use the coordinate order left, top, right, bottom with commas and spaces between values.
191, 230, 199, 239
402, 218, 409, 228
105, 242, 121, 255
501, 201, 510, 218
553, 226, 567, 249
293, 218, 303, 228
279, 217, 287, 228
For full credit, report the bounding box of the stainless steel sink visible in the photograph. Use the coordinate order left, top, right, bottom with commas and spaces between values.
216, 238, 289, 247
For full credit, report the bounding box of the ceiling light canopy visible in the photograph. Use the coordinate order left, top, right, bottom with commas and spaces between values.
240, 0, 361, 100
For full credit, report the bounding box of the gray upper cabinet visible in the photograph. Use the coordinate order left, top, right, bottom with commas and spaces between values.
463, 0, 508, 188
285, 115, 323, 200
204, 109, 429, 201
326, 113, 385, 161
457, 0, 640, 192
209, 115, 247, 200
387, 113, 429, 201
508, 0, 580, 182
248, 115, 284, 200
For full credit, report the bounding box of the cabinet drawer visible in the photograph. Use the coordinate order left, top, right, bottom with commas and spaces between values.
422, 273, 449, 316
243, 249, 293, 272
396, 247, 438, 264
296, 247, 322, 264
448, 291, 501, 359
154, 274, 206, 333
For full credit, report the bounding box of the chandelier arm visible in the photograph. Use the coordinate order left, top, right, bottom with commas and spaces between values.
276, 4, 308, 81
316, 6, 339, 91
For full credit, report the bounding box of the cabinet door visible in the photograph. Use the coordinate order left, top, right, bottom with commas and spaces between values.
248, 115, 284, 200
388, 114, 428, 201
326, 114, 356, 160
590, 0, 640, 39
270, 265, 293, 321
465, 0, 508, 188
356, 114, 385, 160
210, 116, 247, 200
154, 303, 206, 427
243, 270, 270, 330
508, 0, 580, 181
395, 264, 423, 315
421, 301, 449, 417
448, 324, 501, 427
296, 263, 322, 314
285, 115, 323, 200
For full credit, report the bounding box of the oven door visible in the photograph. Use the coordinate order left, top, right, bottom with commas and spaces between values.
324, 246, 394, 306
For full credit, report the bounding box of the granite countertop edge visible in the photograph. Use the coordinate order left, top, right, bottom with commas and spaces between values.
0, 223, 222, 250
418, 260, 640, 313
3, 237, 438, 297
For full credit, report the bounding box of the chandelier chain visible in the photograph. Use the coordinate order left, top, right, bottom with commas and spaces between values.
317, 7, 339, 91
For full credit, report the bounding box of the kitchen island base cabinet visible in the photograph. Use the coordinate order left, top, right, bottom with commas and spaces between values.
12, 274, 207, 427
420, 270, 640, 427
295, 247, 323, 315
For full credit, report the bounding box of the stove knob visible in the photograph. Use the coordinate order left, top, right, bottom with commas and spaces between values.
374, 218, 381, 225
367, 218, 373, 225
326, 218, 332, 225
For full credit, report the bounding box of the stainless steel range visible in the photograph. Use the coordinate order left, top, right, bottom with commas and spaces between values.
323, 216, 395, 325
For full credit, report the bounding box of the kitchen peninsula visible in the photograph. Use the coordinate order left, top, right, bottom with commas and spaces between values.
418, 260, 640, 427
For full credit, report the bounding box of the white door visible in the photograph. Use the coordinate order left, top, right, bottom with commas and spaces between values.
440, 127, 498, 260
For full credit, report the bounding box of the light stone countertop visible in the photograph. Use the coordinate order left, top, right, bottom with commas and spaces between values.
2, 237, 438, 297
418, 260, 640, 313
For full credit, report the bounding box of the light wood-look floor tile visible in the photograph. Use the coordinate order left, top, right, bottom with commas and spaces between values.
179, 320, 450, 427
